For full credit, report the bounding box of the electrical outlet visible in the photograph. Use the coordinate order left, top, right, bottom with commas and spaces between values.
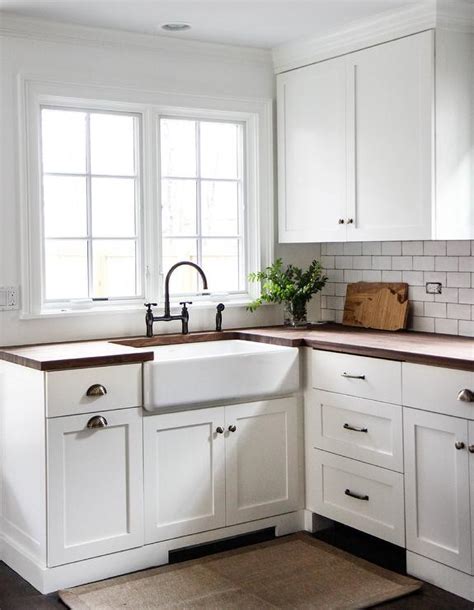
0, 286, 19, 310
426, 282, 442, 295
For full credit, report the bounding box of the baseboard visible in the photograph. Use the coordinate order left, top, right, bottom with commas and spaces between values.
407, 551, 474, 602
2, 511, 304, 594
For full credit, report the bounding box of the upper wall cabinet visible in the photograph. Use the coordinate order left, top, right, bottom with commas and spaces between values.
277, 29, 473, 243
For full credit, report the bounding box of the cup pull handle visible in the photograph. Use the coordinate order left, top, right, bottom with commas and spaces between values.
86, 384, 107, 397
87, 415, 108, 429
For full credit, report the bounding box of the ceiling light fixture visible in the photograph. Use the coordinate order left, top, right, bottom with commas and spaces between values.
161, 23, 191, 32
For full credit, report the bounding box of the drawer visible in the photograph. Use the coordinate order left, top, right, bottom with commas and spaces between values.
306, 449, 405, 547
312, 350, 401, 404
307, 390, 403, 472
46, 364, 142, 417
403, 363, 474, 419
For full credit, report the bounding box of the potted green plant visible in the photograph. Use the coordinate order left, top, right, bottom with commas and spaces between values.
247, 258, 327, 327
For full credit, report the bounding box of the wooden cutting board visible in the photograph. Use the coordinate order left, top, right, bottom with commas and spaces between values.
343, 282, 409, 331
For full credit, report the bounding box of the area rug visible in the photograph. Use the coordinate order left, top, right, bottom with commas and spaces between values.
59, 532, 421, 609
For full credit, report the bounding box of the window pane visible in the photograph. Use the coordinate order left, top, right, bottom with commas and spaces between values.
162, 179, 197, 236
201, 181, 239, 236
162, 239, 198, 294
202, 239, 240, 292
45, 240, 88, 299
92, 177, 136, 237
43, 175, 87, 237
200, 122, 239, 179
90, 113, 136, 176
41, 109, 86, 174
161, 119, 196, 177
92, 240, 137, 297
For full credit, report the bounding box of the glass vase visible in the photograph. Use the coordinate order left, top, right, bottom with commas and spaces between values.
283, 300, 308, 327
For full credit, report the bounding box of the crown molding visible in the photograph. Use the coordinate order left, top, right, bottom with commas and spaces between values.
272, 2, 438, 73
0, 12, 272, 66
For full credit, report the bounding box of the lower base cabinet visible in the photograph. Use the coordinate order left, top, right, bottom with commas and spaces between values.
404, 407, 472, 574
47, 408, 144, 567
144, 397, 301, 543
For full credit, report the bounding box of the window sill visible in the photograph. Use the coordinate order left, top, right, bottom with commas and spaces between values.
20, 296, 263, 320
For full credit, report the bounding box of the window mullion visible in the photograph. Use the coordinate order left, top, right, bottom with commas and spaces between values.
195, 120, 203, 293
85, 112, 93, 298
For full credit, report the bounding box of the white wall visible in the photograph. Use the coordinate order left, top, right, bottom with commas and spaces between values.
0, 19, 315, 346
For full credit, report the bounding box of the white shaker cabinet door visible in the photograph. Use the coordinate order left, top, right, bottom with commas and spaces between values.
47, 408, 144, 567
346, 31, 433, 241
225, 397, 301, 525
277, 56, 347, 243
144, 407, 226, 543
404, 407, 471, 573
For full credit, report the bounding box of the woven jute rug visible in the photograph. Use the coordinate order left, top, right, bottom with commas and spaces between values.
59, 533, 421, 609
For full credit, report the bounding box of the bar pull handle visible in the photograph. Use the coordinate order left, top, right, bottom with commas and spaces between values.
341, 372, 366, 380
345, 489, 369, 501
343, 423, 368, 433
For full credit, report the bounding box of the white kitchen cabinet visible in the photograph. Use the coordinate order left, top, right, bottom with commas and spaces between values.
225, 397, 300, 525
404, 407, 471, 573
144, 397, 302, 542
47, 408, 144, 567
277, 56, 347, 243
144, 407, 226, 543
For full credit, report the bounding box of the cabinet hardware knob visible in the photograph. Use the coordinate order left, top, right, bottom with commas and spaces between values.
216, 426, 224, 434
346, 218, 354, 224
345, 489, 369, 501
469, 445, 474, 453
86, 384, 107, 397
87, 415, 108, 429
455, 441, 465, 450
228, 425, 237, 433
457, 389, 474, 403
343, 423, 368, 433
341, 372, 366, 380
338, 219, 345, 224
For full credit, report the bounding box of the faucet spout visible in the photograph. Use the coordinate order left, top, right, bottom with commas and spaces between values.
163, 261, 208, 317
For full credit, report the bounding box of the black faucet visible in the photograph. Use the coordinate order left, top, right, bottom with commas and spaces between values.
145, 261, 208, 337
216, 303, 225, 332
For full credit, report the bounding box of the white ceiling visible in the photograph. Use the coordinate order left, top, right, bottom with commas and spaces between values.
0, 0, 422, 49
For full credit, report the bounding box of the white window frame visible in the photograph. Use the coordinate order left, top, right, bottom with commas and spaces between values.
18, 78, 274, 318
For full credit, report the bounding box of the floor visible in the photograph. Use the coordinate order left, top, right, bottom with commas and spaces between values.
0, 526, 472, 609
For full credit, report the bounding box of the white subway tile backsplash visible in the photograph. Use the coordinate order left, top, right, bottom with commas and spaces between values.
316, 240, 473, 336
447, 241, 471, 256
402, 241, 424, 255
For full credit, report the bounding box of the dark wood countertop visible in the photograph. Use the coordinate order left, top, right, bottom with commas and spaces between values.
0, 324, 472, 372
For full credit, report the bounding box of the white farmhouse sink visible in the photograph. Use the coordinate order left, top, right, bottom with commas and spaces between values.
143, 339, 299, 411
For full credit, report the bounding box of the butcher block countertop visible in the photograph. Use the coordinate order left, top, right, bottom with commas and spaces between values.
0, 324, 472, 372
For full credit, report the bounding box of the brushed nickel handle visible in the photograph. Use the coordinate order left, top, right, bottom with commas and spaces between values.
455, 441, 465, 450
338, 218, 345, 224
216, 426, 224, 434
87, 415, 108, 429
345, 489, 369, 501
468, 445, 474, 453
86, 384, 107, 397
457, 389, 474, 403
342, 372, 366, 380
346, 218, 354, 224
344, 423, 368, 433
228, 425, 237, 433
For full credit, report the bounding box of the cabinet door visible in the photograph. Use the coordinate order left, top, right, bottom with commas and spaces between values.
346, 31, 433, 241
144, 407, 226, 543
225, 397, 301, 525
277, 57, 347, 243
469, 421, 474, 576
404, 407, 471, 573
47, 408, 143, 567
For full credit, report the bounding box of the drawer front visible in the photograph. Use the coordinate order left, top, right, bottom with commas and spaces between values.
403, 363, 474, 419
307, 449, 405, 547
312, 350, 401, 404
46, 364, 142, 417
308, 390, 403, 472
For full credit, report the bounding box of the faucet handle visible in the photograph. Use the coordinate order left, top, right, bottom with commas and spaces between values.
179, 301, 193, 307
144, 302, 157, 312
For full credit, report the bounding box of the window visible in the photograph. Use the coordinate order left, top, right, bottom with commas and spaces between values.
40, 107, 142, 302
160, 117, 246, 295
21, 80, 273, 317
